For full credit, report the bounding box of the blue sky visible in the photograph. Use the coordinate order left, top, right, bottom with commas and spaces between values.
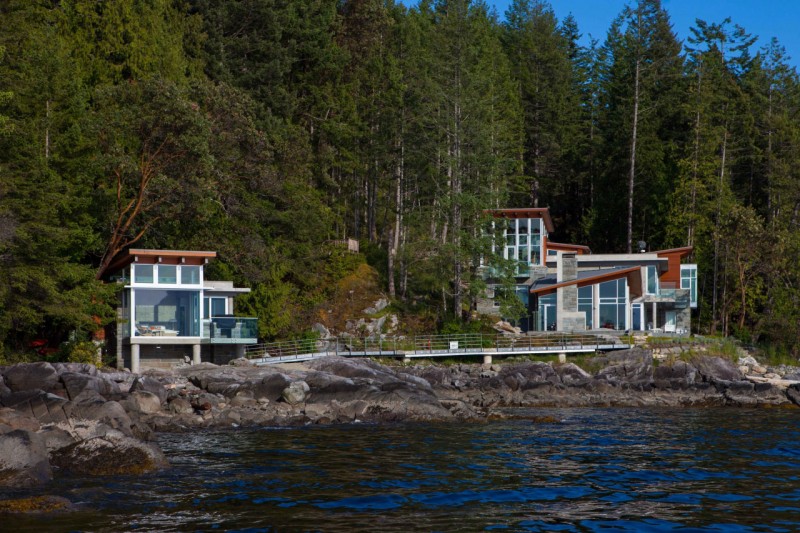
402, 1, 800, 68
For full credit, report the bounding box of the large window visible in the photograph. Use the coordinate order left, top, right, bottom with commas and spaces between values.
503, 218, 544, 274
578, 286, 593, 329
158, 265, 177, 284
132, 263, 202, 286
134, 289, 200, 337
646, 265, 658, 295
598, 279, 627, 330
681, 264, 698, 308
181, 265, 200, 285
134, 264, 154, 284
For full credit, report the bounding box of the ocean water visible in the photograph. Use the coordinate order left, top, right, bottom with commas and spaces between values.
4, 408, 800, 532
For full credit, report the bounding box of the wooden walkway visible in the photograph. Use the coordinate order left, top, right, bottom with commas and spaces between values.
245, 333, 631, 365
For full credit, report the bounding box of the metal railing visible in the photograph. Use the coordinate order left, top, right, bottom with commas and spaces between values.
244, 332, 629, 361
202, 317, 258, 340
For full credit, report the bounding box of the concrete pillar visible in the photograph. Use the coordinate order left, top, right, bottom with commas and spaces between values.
558, 352, 567, 364
235, 344, 246, 359
483, 354, 492, 365
192, 343, 202, 365
131, 344, 140, 374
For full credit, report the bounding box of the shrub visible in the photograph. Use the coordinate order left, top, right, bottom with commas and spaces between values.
60, 340, 100, 364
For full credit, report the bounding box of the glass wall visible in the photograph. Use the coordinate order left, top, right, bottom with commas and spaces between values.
134, 289, 200, 336
681, 264, 698, 308
504, 218, 543, 274
598, 279, 627, 330
578, 286, 593, 329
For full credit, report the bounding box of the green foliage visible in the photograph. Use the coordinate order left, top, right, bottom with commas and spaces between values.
1, 0, 800, 356
60, 340, 100, 365
236, 265, 296, 341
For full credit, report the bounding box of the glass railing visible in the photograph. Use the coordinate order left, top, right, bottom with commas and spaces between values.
202, 317, 258, 341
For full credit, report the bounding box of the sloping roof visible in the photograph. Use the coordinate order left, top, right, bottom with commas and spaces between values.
654, 246, 693, 258
485, 208, 555, 233
530, 266, 643, 298
546, 241, 592, 254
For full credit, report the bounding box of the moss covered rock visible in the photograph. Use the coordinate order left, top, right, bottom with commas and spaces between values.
50, 433, 168, 476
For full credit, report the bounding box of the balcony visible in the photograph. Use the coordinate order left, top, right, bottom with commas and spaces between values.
203, 317, 258, 344
642, 283, 691, 308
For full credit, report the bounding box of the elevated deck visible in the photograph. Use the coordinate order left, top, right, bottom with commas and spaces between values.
245, 333, 631, 365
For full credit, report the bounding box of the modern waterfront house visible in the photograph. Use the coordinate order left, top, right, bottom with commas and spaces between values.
102, 249, 257, 372
477, 208, 698, 334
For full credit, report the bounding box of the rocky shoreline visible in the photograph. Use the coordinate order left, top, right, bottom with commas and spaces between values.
2, 348, 799, 494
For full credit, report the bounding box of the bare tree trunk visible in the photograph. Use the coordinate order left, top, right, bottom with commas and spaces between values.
388, 126, 404, 298
688, 68, 702, 248
711, 124, 728, 334
626, 58, 641, 254
45, 100, 50, 161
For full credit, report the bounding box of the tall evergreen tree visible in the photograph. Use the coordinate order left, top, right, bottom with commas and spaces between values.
592, 0, 684, 252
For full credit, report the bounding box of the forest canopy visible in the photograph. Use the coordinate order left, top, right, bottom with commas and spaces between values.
1, 0, 799, 357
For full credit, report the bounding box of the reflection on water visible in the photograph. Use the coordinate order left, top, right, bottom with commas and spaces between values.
3, 408, 800, 532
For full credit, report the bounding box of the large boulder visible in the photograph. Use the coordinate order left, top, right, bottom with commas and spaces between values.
167, 397, 194, 415
122, 391, 163, 414
0, 429, 52, 487
595, 348, 654, 386
64, 393, 133, 436
130, 376, 168, 403
60, 372, 120, 401
281, 381, 309, 405
555, 363, 592, 385
2, 362, 59, 393
692, 356, 743, 383
251, 374, 293, 401
49, 432, 168, 476
654, 360, 698, 389
0, 375, 10, 396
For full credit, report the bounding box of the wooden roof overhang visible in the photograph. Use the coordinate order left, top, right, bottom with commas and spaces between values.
654, 246, 693, 285
102, 249, 217, 278
530, 266, 644, 298
546, 241, 592, 255
484, 208, 556, 233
